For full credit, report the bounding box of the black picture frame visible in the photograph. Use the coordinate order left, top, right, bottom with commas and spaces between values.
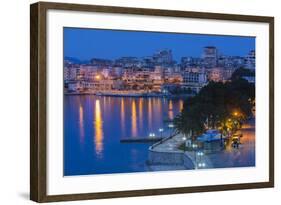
30, 1, 274, 202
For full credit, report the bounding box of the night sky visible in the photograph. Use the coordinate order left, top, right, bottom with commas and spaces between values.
64, 27, 255, 62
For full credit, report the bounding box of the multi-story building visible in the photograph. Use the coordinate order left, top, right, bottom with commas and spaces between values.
207, 68, 224, 82
140, 56, 155, 69
181, 71, 207, 93
101, 68, 110, 78
202, 46, 218, 68
64, 66, 79, 81
67, 81, 83, 92
206, 67, 235, 82
64, 46, 255, 94
218, 55, 246, 69
223, 68, 235, 81
181, 57, 203, 69
112, 66, 123, 77
115, 57, 140, 68
245, 50, 255, 70
153, 49, 173, 66
122, 70, 153, 90
165, 73, 183, 84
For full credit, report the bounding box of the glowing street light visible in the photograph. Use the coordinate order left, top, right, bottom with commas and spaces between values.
168, 123, 174, 137
149, 133, 156, 138
95, 75, 101, 80
192, 143, 198, 149
158, 128, 164, 138
198, 162, 206, 168
197, 151, 204, 156
168, 123, 174, 128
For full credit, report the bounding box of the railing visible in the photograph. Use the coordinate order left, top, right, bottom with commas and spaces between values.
149, 131, 178, 150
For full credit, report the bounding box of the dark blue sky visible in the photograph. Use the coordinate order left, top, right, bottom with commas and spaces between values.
64, 27, 255, 62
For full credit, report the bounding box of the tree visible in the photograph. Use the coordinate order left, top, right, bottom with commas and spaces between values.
174, 79, 255, 139
174, 97, 205, 140
231, 67, 255, 81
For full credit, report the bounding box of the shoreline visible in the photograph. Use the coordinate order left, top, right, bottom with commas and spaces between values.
64, 92, 194, 98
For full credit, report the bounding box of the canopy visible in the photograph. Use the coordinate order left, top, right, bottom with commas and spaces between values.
197, 130, 223, 142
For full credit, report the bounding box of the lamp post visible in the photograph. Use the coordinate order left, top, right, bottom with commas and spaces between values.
192, 143, 198, 168
158, 128, 164, 138
197, 151, 204, 163
168, 123, 174, 137
182, 135, 187, 152
149, 133, 156, 138
198, 162, 206, 168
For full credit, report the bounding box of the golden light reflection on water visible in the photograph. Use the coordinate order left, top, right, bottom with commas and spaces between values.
179, 99, 184, 111
138, 98, 143, 130
121, 98, 125, 134
131, 99, 137, 137
148, 98, 152, 130
94, 99, 103, 157
79, 103, 84, 143
168, 100, 174, 120
156, 98, 162, 124
151, 98, 161, 126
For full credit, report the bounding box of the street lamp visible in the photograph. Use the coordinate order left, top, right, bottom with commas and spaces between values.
192, 143, 198, 149
95, 75, 101, 80
149, 133, 156, 138
168, 123, 174, 136
168, 123, 174, 128
158, 128, 164, 138
198, 162, 206, 168
182, 135, 187, 152
197, 151, 204, 163
197, 151, 204, 156
192, 143, 198, 168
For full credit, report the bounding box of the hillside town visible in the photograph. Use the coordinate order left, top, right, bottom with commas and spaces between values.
64, 46, 255, 96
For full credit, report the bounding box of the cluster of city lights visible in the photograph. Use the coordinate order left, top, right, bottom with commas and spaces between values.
198, 162, 206, 168
149, 133, 156, 138
197, 151, 204, 156
148, 124, 176, 138
148, 127, 165, 138
168, 123, 174, 128
192, 143, 198, 149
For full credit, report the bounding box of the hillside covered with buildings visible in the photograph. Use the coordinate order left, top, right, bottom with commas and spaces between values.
64, 46, 255, 96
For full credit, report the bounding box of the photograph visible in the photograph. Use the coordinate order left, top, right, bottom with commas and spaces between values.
63, 27, 256, 176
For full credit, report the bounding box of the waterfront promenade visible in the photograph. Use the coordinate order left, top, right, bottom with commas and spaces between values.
148, 133, 212, 170
147, 133, 187, 171
207, 118, 255, 168
147, 118, 255, 171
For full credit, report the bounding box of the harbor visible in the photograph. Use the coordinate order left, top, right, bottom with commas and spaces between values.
64, 95, 184, 175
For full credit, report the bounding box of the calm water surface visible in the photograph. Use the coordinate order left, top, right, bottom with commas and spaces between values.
64, 95, 184, 176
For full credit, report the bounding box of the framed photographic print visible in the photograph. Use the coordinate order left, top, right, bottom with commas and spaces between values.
30, 1, 274, 202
